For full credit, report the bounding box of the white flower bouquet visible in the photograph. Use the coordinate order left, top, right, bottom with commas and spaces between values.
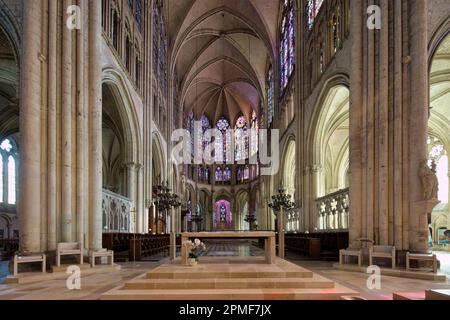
184, 238, 206, 260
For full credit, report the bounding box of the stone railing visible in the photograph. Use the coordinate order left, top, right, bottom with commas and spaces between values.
316, 188, 349, 231
102, 189, 133, 233
286, 208, 302, 233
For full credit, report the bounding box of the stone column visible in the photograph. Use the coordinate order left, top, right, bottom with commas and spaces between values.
278, 208, 285, 259
408, 0, 430, 252
348, 0, 364, 245
126, 163, 136, 206
61, 0, 74, 242
88, 0, 103, 250
136, 164, 144, 233
47, 0, 58, 251
19, 0, 42, 254
310, 165, 322, 231
76, 0, 87, 250
170, 207, 176, 260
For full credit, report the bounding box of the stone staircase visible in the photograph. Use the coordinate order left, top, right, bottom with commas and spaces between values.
101, 258, 358, 300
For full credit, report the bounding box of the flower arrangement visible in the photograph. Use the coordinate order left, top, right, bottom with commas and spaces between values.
184, 239, 206, 261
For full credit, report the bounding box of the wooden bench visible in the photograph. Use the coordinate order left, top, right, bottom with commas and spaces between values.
339, 249, 362, 267
90, 249, 114, 267
406, 253, 438, 273
13, 254, 46, 276
369, 245, 396, 268
56, 242, 83, 267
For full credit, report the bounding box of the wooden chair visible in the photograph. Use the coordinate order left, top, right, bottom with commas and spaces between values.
56, 242, 83, 267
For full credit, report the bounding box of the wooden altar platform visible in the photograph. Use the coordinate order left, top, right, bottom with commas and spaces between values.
181, 232, 276, 264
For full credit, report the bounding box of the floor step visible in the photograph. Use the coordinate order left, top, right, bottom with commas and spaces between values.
147, 270, 314, 279
124, 276, 335, 290
393, 292, 425, 300
102, 287, 357, 301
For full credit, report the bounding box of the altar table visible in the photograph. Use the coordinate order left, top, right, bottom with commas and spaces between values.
181, 231, 276, 265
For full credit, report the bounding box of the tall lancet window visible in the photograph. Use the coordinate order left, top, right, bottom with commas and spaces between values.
0, 138, 17, 205
250, 111, 259, 157
152, 2, 160, 75
235, 116, 249, 161
306, 0, 324, 30
215, 117, 232, 163
111, 8, 120, 51
134, 0, 143, 32
280, 0, 296, 93
266, 67, 274, 127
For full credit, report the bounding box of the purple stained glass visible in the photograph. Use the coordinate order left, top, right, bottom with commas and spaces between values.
280, 0, 295, 93
214, 200, 232, 229
215, 167, 223, 182
216, 117, 231, 163
235, 116, 249, 161
307, 0, 324, 30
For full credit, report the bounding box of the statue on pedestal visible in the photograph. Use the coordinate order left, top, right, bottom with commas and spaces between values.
419, 160, 439, 201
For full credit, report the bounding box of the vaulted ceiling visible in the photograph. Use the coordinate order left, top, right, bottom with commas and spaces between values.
0, 26, 19, 137
168, 0, 280, 125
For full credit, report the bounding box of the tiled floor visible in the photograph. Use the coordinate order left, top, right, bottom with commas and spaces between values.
0, 241, 449, 300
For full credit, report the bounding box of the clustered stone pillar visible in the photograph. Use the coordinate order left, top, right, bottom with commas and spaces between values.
19, 0, 105, 255
19, 0, 42, 254
408, 0, 430, 252
349, 0, 430, 252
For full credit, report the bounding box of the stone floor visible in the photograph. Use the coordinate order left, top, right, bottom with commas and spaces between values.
101, 256, 357, 300
289, 257, 450, 300
0, 241, 448, 300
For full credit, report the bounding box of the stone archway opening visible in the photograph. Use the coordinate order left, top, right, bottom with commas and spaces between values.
429, 33, 450, 262
0, 25, 19, 245
101, 83, 137, 234
312, 85, 349, 231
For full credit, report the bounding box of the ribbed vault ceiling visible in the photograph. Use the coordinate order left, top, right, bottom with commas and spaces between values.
169, 0, 280, 125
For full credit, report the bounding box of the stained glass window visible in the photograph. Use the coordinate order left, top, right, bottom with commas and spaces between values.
280, 0, 296, 93
152, 4, 159, 75
235, 116, 249, 161
306, 0, 324, 30
250, 111, 259, 157
267, 67, 274, 127
237, 166, 246, 183
134, 0, 143, 32
159, 14, 167, 96
223, 167, 232, 182
215, 167, 223, 182
200, 116, 211, 154
216, 117, 232, 163
187, 112, 195, 155
244, 165, 250, 181
332, 7, 341, 52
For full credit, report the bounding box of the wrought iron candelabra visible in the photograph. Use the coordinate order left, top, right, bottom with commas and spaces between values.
268, 186, 295, 212
153, 182, 182, 211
